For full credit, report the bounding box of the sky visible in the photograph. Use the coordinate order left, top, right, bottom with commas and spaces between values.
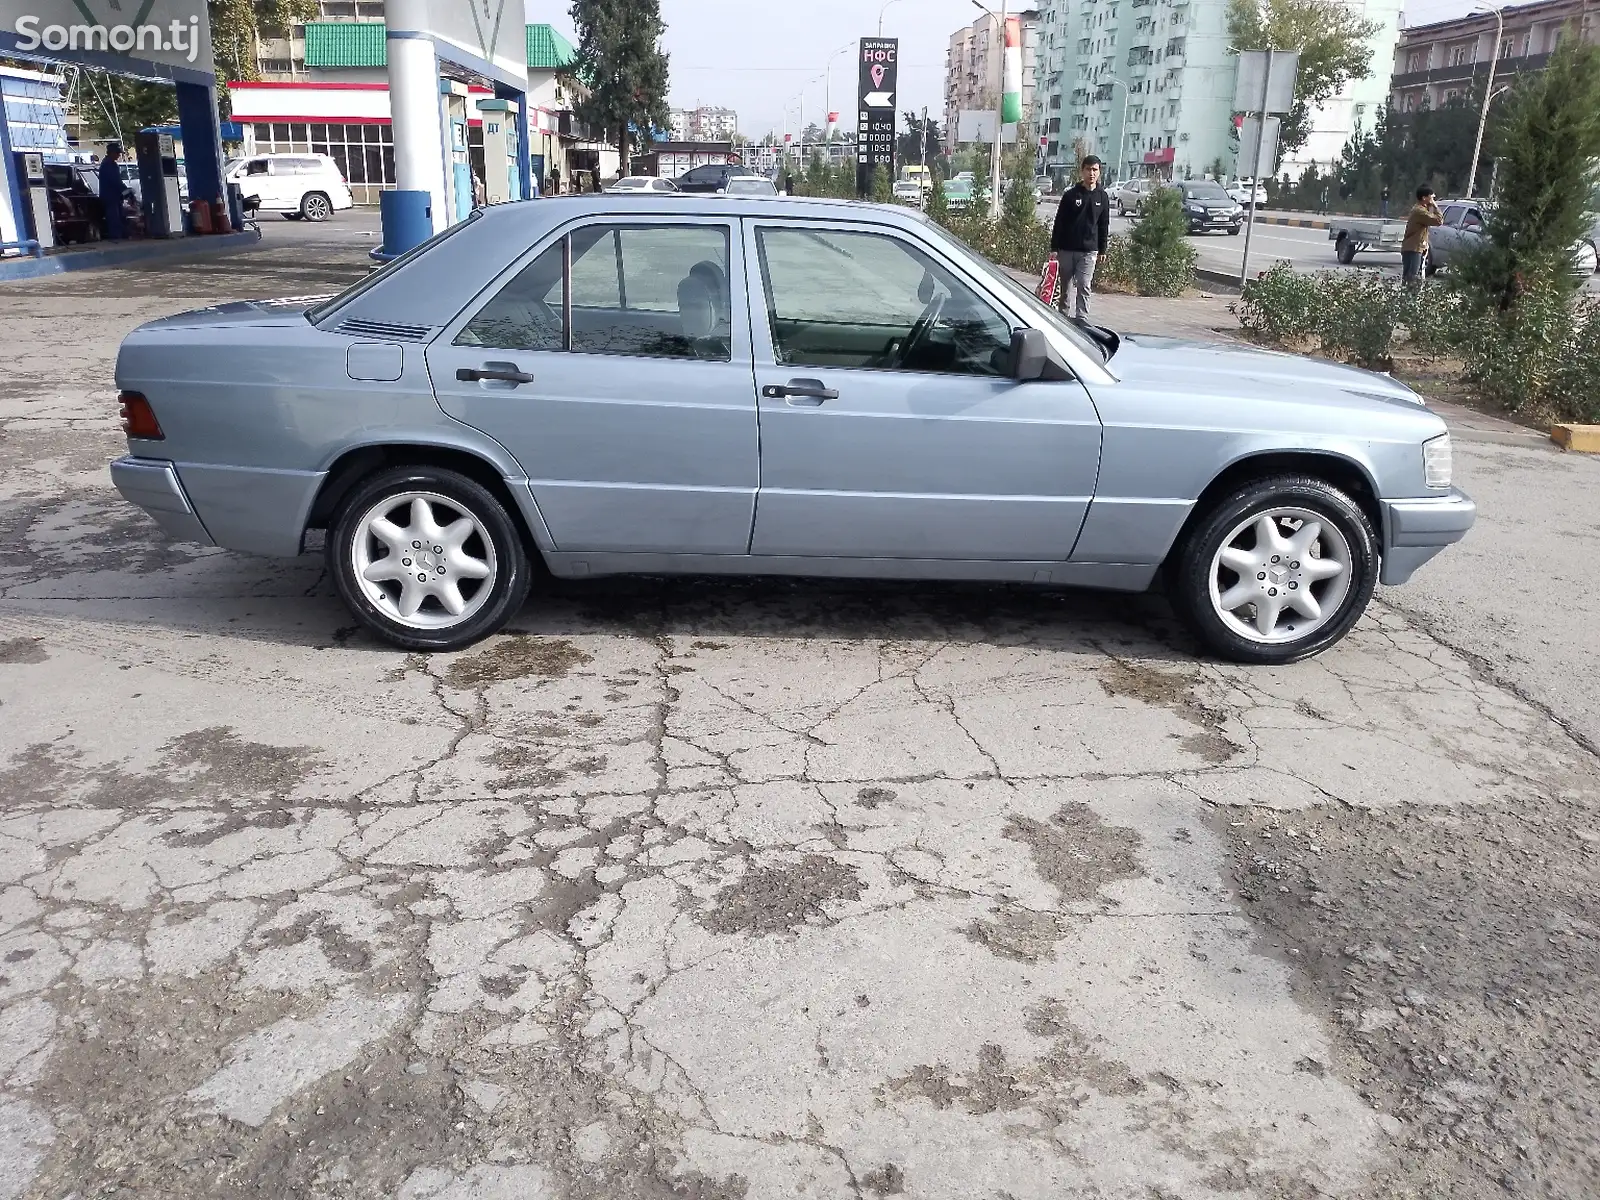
525, 0, 1493, 138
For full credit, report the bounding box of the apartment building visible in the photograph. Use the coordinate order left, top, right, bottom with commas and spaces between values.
1390, 0, 1597, 115
670, 107, 739, 142
1033, 0, 1402, 182
944, 10, 1042, 153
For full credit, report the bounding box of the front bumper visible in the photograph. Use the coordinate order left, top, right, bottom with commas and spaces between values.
109, 456, 214, 546
1379, 488, 1476, 585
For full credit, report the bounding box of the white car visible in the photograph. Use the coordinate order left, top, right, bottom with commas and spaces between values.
226, 153, 355, 221
891, 180, 924, 206
1227, 179, 1268, 208
605, 176, 680, 193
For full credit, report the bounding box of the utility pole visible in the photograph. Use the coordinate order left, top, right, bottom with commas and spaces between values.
1466, 3, 1503, 199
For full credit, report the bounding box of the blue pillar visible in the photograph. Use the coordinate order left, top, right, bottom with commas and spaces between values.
498, 82, 532, 201
175, 81, 225, 209
0, 90, 28, 246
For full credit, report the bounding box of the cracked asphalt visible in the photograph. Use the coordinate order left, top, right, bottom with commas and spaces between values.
1, 224, 1597, 1200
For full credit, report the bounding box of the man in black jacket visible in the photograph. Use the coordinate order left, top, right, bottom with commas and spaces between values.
1049, 155, 1110, 320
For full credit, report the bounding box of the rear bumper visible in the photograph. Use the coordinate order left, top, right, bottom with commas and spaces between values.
110, 456, 214, 545
1379, 488, 1476, 585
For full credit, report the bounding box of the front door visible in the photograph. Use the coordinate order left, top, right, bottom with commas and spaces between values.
428, 217, 759, 555
743, 219, 1102, 561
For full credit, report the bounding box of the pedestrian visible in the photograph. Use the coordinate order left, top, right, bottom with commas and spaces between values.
1381, 185, 1390, 220
470, 168, 486, 209
1048, 154, 1110, 321
549, 165, 561, 195
97, 142, 129, 240
1401, 184, 1443, 286
1319, 184, 1329, 215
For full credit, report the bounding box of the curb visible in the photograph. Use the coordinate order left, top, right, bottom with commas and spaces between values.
0, 227, 263, 282
1194, 266, 1243, 293
1552, 423, 1600, 452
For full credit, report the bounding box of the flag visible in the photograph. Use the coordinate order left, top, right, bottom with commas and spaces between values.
1002, 16, 1023, 125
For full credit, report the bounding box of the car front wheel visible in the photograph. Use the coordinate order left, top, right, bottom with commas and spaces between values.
329, 466, 532, 651
300, 191, 332, 221
1169, 476, 1377, 664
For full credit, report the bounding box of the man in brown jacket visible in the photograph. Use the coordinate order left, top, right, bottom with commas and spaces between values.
1401, 185, 1443, 284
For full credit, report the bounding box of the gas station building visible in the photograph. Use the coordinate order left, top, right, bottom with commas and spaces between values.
2, 0, 538, 264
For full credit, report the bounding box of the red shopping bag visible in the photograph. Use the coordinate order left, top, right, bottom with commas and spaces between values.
1037, 257, 1060, 307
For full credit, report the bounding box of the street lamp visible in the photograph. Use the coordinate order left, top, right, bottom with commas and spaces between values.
824, 40, 855, 146
878, 0, 905, 36
971, 0, 1009, 220
1466, 3, 1504, 199
1102, 77, 1132, 179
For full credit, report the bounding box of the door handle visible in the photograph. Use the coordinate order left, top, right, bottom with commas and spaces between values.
762, 378, 839, 403
457, 365, 535, 385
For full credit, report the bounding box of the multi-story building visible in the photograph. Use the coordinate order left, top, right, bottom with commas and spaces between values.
1281, 0, 1403, 177
1390, 0, 1597, 115
1032, 0, 1402, 183
944, 10, 1041, 154
670, 106, 739, 142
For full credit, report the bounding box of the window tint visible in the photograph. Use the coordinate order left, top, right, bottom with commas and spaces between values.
1442, 203, 1465, 224
756, 227, 1014, 376
244, 159, 269, 176
457, 224, 732, 361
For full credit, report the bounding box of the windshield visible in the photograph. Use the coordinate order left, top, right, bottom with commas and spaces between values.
1182, 182, 1231, 202
307, 211, 482, 325
915, 216, 1110, 363
944, 180, 972, 194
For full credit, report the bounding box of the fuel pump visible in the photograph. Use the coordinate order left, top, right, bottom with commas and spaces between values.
134, 130, 184, 237
11, 152, 54, 249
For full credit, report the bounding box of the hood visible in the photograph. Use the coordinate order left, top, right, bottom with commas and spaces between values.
135, 296, 333, 332
1110, 333, 1427, 410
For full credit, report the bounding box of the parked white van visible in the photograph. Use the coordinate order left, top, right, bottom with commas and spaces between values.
226, 153, 355, 221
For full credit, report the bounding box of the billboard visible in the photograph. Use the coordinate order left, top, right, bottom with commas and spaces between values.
856, 36, 897, 195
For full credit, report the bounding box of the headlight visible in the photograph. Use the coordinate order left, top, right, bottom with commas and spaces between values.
1423, 434, 1452, 489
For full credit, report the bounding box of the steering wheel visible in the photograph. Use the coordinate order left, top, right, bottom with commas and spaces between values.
893, 293, 946, 369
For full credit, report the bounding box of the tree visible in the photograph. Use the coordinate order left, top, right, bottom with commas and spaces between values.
925, 161, 950, 224
1128, 185, 1195, 295
899, 112, 942, 167
1227, 0, 1379, 161
208, 1, 318, 89
568, 0, 671, 173
1454, 40, 1600, 307
870, 164, 893, 203
79, 77, 178, 140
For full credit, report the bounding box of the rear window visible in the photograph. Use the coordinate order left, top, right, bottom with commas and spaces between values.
307, 211, 482, 326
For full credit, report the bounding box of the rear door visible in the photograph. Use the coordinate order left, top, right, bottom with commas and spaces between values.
742, 217, 1102, 561
428, 215, 759, 555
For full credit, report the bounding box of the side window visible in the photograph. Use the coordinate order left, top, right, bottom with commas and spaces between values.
1462, 208, 1484, 231
1442, 203, 1465, 226
244, 159, 269, 176
456, 241, 565, 352
455, 224, 732, 361
569, 224, 731, 359
755, 227, 1014, 376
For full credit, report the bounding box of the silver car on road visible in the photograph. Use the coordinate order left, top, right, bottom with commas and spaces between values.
111, 196, 1475, 663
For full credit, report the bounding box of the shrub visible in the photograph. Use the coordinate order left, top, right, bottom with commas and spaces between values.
1234, 264, 1452, 369
925, 162, 950, 224
1233, 261, 1321, 345
1127, 186, 1196, 296
1458, 274, 1598, 417
1095, 235, 1137, 291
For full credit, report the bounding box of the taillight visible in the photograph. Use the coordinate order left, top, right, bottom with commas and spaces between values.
119, 391, 164, 440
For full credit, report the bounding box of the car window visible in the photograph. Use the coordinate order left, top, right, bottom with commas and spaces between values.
244, 159, 269, 176
755, 226, 1014, 376
1441, 203, 1465, 225
458, 223, 733, 361
456, 242, 565, 352
726, 178, 776, 194
1181, 182, 1230, 202
1463, 208, 1485, 230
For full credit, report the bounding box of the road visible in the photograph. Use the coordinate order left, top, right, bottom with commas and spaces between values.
1, 218, 1598, 1200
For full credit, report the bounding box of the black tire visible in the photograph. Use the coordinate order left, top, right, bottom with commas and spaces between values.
1168, 475, 1378, 665
329, 466, 532, 652
1227, 225, 1241, 236
300, 191, 332, 222
1336, 236, 1357, 265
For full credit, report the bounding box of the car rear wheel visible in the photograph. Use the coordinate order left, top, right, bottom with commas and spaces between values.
1169, 476, 1377, 665
300, 191, 332, 221
329, 467, 532, 652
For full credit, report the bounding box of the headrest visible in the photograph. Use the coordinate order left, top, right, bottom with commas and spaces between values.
678, 276, 716, 340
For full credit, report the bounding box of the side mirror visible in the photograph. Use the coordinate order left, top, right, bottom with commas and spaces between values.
1011, 328, 1049, 381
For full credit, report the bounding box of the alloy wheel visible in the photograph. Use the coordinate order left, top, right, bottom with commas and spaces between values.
350, 491, 497, 630
1207, 508, 1352, 644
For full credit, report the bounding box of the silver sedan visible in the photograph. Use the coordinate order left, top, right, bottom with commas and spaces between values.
110, 195, 1474, 663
